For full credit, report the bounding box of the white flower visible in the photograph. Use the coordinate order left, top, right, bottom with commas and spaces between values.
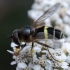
62, 24, 70, 37
61, 62, 69, 69
32, 3, 43, 10
20, 45, 31, 54
65, 37, 70, 42
20, 42, 25, 45
11, 61, 17, 65
66, 10, 70, 15
28, 62, 34, 69
33, 53, 39, 63
63, 15, 70, 24
12, 55, 17, 59
61, 42, 70, 54
54, 49, 67, 61
50, 13, 60, 22
44, 19, 52, 27
7, 50, 14, 54
41, 55, 46, 59
58, 38, 65, 43
33, 46, 41, 53
62, 2, 68, 8
16, 66, 23, 70
66, 56, 70, 63
33, 65, 41, 70
11, 42, 18, 48
17, 62, 27, 69
55, 18, 63, 25
45, 59, 52, 70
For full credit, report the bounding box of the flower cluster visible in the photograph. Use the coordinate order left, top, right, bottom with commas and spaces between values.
7, 39, 70, 70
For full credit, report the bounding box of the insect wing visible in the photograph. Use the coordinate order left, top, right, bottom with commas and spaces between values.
33, 3, 61, 28
35, 32, 58, 39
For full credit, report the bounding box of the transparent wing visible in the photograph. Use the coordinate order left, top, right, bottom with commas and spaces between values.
36, 32, 58, 39
33, 3, 61, 28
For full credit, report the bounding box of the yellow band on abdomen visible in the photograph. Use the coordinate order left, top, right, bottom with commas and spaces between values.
44, 26, 48, 39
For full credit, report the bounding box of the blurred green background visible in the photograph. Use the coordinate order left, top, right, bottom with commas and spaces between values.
0, 0, 33, 70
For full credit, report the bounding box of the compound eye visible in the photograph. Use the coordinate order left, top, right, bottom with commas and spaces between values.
12, 29, 20, 45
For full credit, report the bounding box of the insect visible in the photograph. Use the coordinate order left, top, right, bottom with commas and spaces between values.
9, 3, 63, 49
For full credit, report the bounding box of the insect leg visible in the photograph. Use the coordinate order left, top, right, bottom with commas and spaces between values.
31, 42, 34, 54
31, 42, 34, 55
32, 42, 34, 48
35, 41, 51, 48
31, 42, 34, 63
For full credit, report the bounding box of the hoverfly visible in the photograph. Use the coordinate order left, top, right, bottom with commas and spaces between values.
9, 3, 63, 50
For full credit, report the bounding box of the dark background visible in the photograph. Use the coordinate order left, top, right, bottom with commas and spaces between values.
0, 0, 33, 70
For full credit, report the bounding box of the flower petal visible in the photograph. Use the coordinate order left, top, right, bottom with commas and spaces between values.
18, 62, 27, 69
11, 61, 16, 65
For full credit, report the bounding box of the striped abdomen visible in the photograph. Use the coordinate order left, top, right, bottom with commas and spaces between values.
35, 26, 64, 39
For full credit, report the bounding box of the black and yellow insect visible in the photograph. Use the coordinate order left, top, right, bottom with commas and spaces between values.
9, 3, 64, 48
